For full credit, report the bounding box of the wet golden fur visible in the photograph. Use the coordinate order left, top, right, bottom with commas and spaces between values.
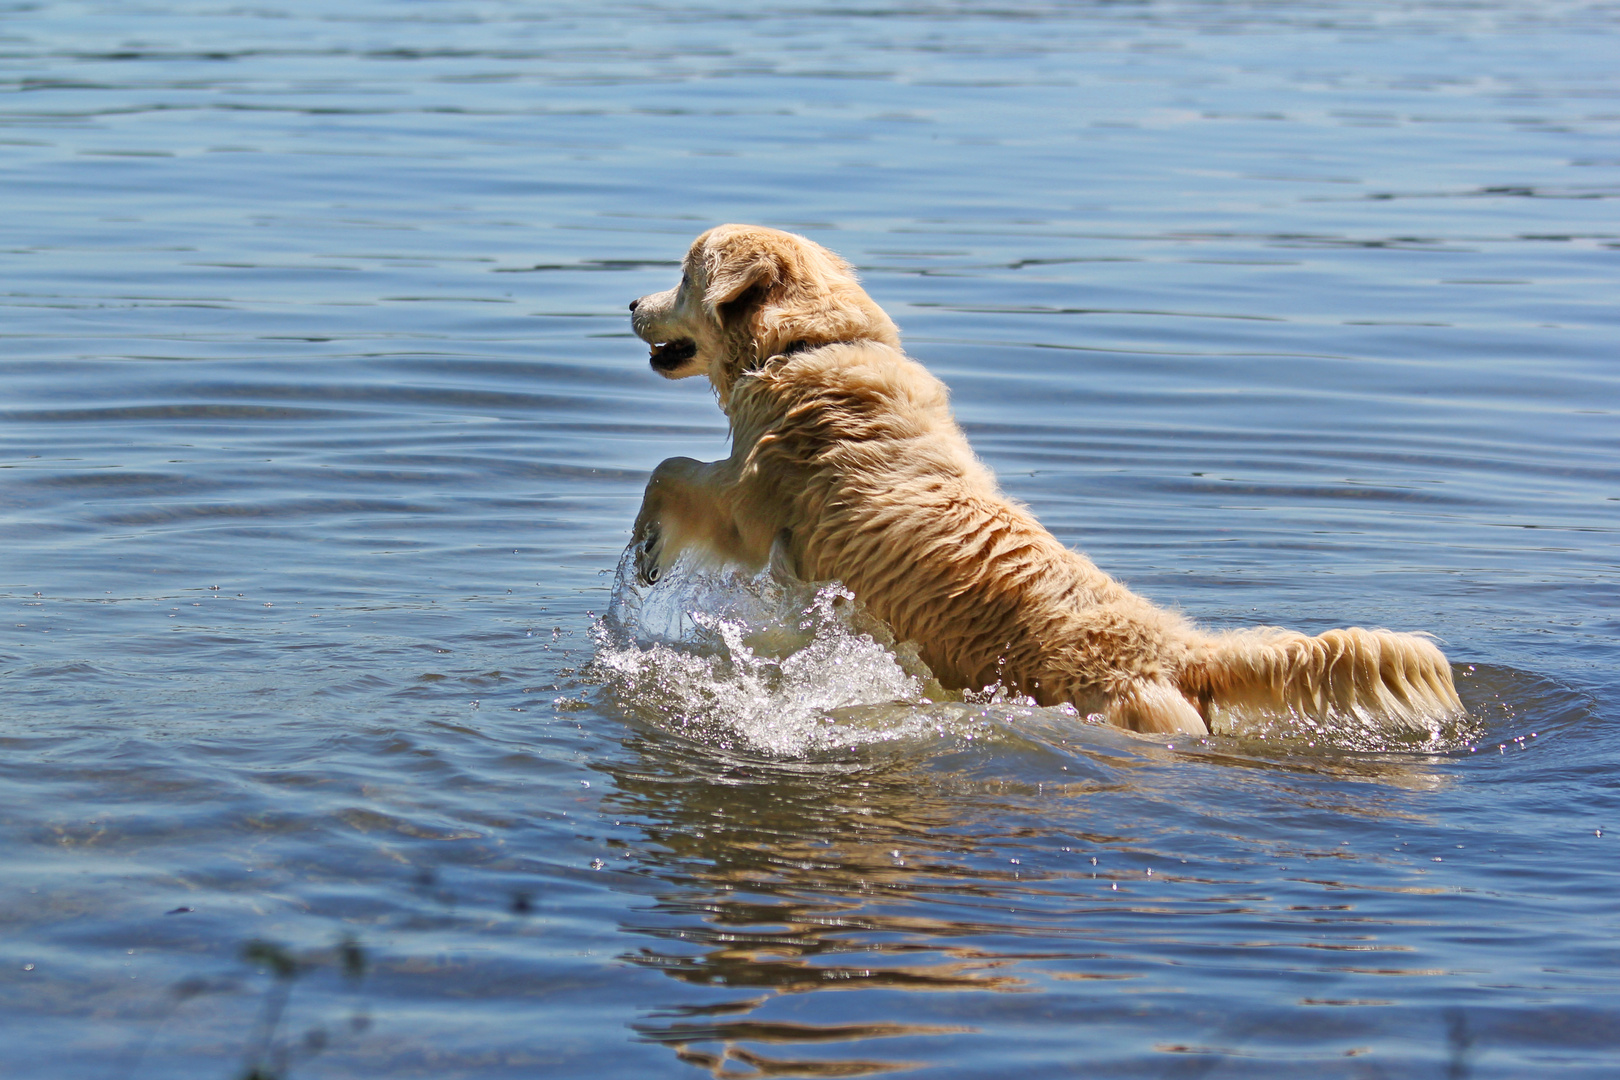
627, 225, 1462, 735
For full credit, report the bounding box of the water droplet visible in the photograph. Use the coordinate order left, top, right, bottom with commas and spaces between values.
589, 859, 605, 871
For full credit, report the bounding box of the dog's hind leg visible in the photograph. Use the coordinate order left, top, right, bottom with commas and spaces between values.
1106, 677, 1209, 735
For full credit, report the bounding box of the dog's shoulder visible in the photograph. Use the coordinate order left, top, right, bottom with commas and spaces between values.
759, 341, 950, 419
732, 342, 983, 485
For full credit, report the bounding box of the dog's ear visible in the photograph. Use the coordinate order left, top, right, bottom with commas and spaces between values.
702, 235, 782, 330
699, 225, 902, 363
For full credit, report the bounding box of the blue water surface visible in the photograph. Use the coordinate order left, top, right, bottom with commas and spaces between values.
2, 2, 1617, 1077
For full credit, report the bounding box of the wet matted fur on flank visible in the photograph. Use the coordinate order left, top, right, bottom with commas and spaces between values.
626, 224, 1462, 735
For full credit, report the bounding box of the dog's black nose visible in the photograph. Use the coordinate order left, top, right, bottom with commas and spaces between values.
628, 298, 639, 312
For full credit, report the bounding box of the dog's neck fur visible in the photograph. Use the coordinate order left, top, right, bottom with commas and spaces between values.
711, 335, 882, 413
705, 253, 903, 412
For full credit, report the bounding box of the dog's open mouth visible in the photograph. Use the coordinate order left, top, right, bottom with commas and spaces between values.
649, 339, 698, 371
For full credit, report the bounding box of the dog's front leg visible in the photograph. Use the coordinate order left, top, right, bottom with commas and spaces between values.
632, 456, 760, 584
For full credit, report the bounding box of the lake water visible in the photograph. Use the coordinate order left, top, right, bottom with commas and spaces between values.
3, 1, 1617, 1076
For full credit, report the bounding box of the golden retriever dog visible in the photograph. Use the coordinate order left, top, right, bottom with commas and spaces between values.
627, 224, 1463, 735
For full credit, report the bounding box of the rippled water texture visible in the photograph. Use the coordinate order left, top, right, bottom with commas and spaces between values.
3, 2, 1618, 1077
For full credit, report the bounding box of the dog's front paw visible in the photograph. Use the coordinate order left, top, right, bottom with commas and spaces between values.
634, 525, 665, 586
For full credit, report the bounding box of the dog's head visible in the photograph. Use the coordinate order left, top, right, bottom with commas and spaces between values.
629, 225, 900, 405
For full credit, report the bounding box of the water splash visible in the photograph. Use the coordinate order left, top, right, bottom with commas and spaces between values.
590, 543, 1483, 758
591, 544, 1048, 757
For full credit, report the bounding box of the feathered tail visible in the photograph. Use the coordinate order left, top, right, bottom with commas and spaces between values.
1178, 626, 1463, 733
